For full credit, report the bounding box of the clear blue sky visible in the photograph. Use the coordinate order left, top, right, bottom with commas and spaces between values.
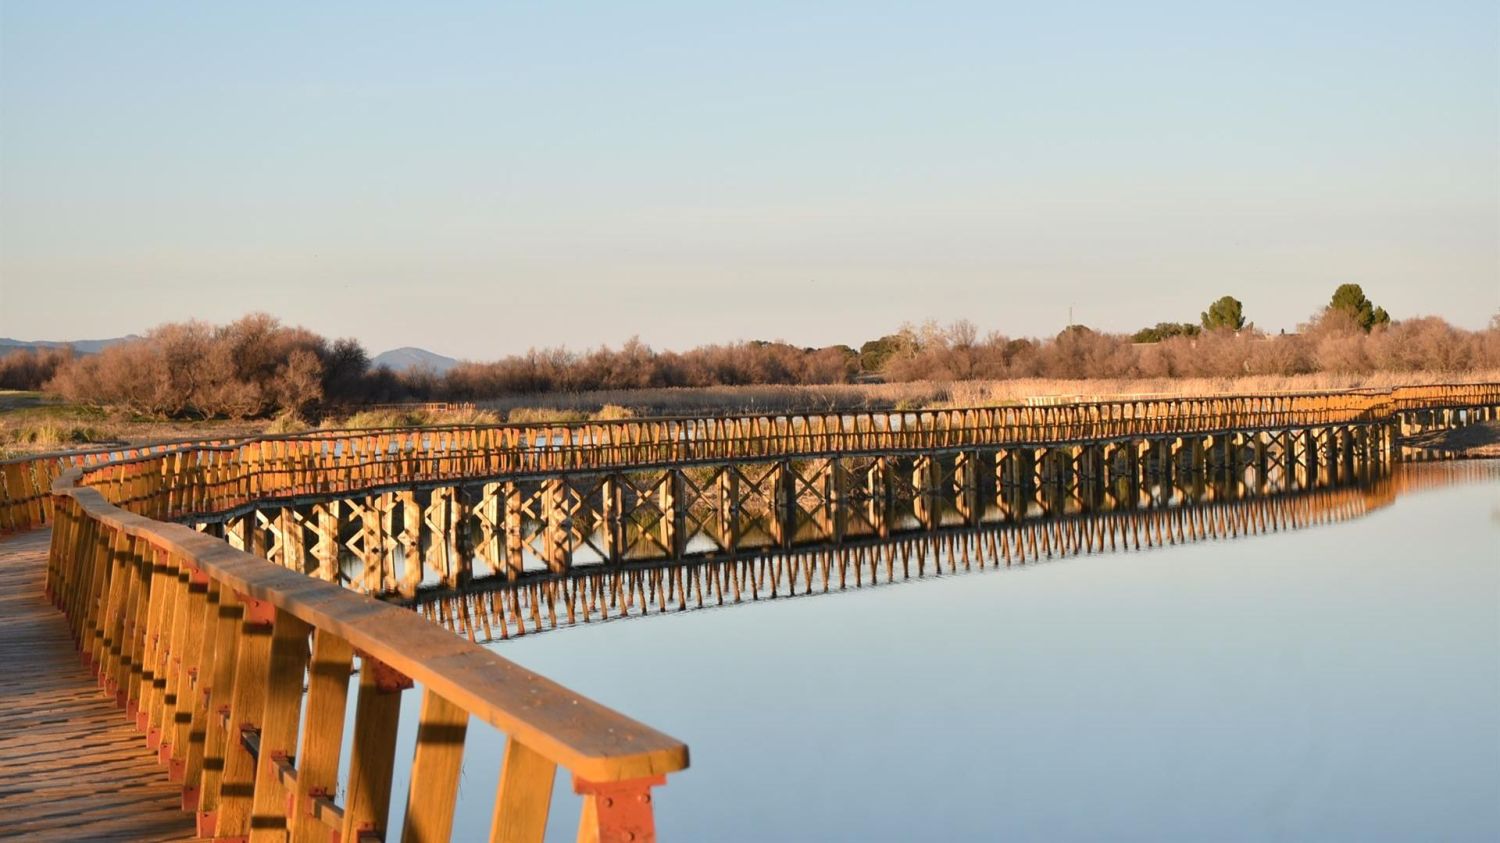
2, 1, 1495, 358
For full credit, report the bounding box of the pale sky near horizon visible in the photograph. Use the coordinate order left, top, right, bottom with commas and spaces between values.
1, 1, 1496, 360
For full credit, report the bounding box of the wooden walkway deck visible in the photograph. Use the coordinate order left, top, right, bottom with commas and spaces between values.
0, 529, 199, 841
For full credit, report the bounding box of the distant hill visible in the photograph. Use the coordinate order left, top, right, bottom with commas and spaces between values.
0, 335, 140, 355
372, 346, 460, 374
0, 336, 463, 375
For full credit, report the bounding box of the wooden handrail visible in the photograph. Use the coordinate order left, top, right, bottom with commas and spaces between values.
6, 381, 1498, 533
47, 467, 687, 841
53, 383, 1500, 525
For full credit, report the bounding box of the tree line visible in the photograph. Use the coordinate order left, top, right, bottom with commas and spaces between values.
3, 284, 1496, 419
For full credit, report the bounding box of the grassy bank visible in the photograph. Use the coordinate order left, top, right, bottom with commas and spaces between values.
0, 391, 264, 459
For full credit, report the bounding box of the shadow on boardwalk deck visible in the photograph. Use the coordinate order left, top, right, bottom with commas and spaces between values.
0, 529, 199, 841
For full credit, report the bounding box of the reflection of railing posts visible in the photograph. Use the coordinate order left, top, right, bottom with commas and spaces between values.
450, 489, 475, 586
603, 474, 626, 563
954, 451, 980, 527
663, 469, 687, 560
502, 482, 524, 578
409, 462, 1500, 644
397, 490, 421, 595
772, 460, 795, 548
912, 455, 935, 531
476, 482, 504, 580
824, 458, 847, 542
1251, 431, 1269, 488
1340, 427, 1357, 482
1321, 427, 1338, 487
867, 457, 891, 538
542, 477, 571, 573
715, 469, 739, 554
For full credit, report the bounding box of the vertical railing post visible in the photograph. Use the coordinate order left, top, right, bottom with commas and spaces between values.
400, 689, 470, 843
205, 591, 276, 839
248, 608, 313, 841
489, 737, 556, 843
341, 655, 411, 843
195, 584, 242, 828
179, 577, 221, 811
289, 631, 355, 843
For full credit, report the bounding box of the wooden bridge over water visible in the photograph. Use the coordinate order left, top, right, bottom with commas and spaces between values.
410, 462, 1495, 645
0, 382, 1495, 841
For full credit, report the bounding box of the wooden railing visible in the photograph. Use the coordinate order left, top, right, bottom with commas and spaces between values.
6, 382, 1497, 534
64, 384, 1500, 524
48, 469, 688, 842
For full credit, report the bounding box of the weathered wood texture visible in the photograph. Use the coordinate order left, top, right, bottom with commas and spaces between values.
0, 529, 200, 841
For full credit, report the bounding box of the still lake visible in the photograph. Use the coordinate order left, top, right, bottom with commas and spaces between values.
379, 462, 1498, 841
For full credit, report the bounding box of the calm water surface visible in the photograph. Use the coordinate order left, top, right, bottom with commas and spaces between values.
381, 463, 1498, 841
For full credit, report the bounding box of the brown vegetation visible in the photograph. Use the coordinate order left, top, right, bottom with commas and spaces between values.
0, 347, 73, 390
43, 314, 402, 418
24, 303, 1500, 421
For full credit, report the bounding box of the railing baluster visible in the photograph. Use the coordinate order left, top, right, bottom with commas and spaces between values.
401, 688, 470, 843
208, 591, 276, 838
290, 630, 355, 843
342, 655, 410, 842
490, 737, 556, 843
195, 583, 243, 826
248, 607, 313, 841
180, 577, 220, 807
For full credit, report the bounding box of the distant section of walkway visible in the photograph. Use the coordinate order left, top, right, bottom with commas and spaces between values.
0, 529, 198, 841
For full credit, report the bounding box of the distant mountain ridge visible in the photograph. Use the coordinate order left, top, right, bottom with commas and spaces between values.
0, 335, 140, 354
372, 346, 460, 374
1, 335, 460, 375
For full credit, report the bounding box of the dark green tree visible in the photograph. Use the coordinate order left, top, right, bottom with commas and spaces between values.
858, 335, 906, 372
1328, 283, 1390, 332
1132, 322, 1201, 343
1200, 296, 1246, 331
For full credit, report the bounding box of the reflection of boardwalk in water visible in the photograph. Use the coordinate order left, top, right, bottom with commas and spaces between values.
408, 462, 1497, 644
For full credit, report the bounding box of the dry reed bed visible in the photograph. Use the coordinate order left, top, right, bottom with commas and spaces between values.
485, 370, 1500, 418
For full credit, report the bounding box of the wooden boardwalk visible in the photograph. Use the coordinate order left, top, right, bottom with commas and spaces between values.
0, 529, 199, 841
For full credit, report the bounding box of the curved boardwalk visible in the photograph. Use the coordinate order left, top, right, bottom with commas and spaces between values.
0, 529, 198, 841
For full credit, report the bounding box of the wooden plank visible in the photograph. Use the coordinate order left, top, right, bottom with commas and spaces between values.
0, 528, 197, 840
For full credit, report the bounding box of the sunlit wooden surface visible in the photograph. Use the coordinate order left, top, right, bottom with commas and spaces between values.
0, 528, 199, 841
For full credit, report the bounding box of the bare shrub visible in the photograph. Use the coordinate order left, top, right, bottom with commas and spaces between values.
0, 347, 74, 390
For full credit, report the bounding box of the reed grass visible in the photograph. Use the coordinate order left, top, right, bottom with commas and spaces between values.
478, 371, 1500, 417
